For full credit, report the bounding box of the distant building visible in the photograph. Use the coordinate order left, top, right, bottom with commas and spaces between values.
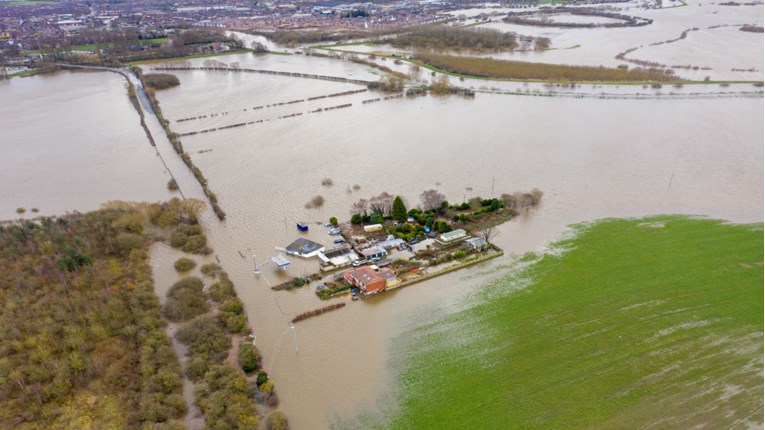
438, 229, 466, 244
282, 238, 325, 258
465, 236, 488, 251
363, 223, 383, 232
343, 266, 398, 296
359, 245, 387, 260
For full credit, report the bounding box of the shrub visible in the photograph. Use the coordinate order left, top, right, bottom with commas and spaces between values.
219, 297, 247, 333
174, 257, 196, 272
256, 371, 269, 387
16, 208, 25, 214
237, 343, 261, 373
163, 277, 208, 322
294, 278, 307, 287
329, 217, 338, 226
454, 250, 466, 259
266, 411, 289, 430
321, 178, 334, 186
208, 280, 235, 302
370, 213, 384, 224
143, 73, 180, 90
167, 179, 179, 191
304, 195, 325, 209
200, 262, 221, 277
115, 232, 145, 256
351, 214, 362, 225
176, 315, 230, 361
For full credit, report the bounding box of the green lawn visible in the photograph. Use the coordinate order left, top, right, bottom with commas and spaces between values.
380, 216, 763, 429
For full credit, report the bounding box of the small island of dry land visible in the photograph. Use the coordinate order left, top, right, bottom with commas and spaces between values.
273, 189, 542, 313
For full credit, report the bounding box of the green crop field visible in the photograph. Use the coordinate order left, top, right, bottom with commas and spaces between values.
379, 216, 763, 429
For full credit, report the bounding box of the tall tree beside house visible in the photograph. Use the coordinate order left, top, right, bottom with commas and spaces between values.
392, 196, 408, 223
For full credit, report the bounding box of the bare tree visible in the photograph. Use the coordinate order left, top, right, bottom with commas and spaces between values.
350, 198, 368, 216
369, 192, 394, 216
479, 226, 499, 244
420, 189, 446, 211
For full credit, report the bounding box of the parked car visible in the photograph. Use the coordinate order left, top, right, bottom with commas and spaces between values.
328, 228, 342, 235
352, 260, 365, 267
334, 238, 346, 244
315, 284, 327, 292
426, 231, 437, 238
409, 238, 423, 245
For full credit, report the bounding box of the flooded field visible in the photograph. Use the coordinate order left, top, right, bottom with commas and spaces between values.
0, 71, 176, 219
1, 18, 762, 428
149, 63, 762, 429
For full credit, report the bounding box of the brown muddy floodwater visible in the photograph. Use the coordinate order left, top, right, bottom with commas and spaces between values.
0, 71, 177, 219
149, 60, 763, 429
1, 48, 762, 430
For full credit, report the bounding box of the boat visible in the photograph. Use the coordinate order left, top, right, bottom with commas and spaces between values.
328, 228, 341, 235
297, 222, 309, 232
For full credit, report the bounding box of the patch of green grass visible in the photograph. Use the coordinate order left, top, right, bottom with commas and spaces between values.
382, 216, 763, 429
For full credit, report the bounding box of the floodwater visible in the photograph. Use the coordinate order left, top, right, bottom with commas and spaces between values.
149, 62, 763, 429
0, 71, 176, 219
0, 20, 762, 430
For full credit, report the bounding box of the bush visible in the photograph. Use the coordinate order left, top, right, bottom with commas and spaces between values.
115, 232, 145, 256
143, 73, 180, 90
175, 315, 230, 361
351, 214, 362, 225
266, 411, 289, 430
174, 257, 196, 272
305, 195, 325, 209
167, 179, 179, 191
16, 207, 25, 214
200, 262, 221, 277
454, 250, 466, 259
370, 213, 384, 224
218, 297, 247, 333
237, 343, 261, 373
256, 371, 269, 387
329, 217, 338, 226
163, 277, 208, 322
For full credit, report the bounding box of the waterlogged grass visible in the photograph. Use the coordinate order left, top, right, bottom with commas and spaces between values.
382, 216, 763, 429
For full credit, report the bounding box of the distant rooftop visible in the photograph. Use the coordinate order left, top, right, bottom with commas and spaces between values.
285, 238, 324, 256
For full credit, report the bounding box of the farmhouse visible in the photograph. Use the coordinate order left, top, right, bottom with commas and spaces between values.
343, 266, 398, 296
